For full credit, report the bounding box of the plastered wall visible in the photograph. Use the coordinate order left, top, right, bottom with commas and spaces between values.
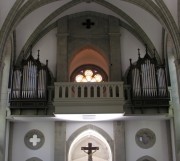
11, 121, 55, 161
125, 120, 170, 161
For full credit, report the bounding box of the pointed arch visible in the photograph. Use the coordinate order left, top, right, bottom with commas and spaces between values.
69, 46, 109, 78
67, 124, 114, 161
1, 0, 180, 62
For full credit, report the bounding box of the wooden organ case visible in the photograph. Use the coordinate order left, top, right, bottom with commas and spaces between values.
9, 51, 51, 113
127, 48, 170, 113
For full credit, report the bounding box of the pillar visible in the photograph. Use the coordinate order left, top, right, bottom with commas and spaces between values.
173, 59, 180, 161
57, 17, 69, 82
54, 121, 66, 161
113, 121, 126, 161
109, 16, 121, 81
0, 38, 11, 161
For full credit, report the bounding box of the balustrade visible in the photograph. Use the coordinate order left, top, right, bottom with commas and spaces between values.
54, 82, 124, 100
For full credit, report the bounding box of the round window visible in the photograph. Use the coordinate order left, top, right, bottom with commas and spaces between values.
71, 65, 108, 82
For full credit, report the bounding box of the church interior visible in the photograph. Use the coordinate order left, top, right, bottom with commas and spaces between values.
1, 0, 180, 161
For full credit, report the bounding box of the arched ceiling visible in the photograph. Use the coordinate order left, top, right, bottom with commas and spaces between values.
0, 0, 179, 63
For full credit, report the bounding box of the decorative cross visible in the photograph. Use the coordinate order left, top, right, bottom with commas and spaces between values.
81, 143, 99, 161
82, 19, 95, 29
29, 134, 41, 146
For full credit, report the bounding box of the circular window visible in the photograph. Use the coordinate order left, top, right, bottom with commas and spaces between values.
71, 65, 108, 82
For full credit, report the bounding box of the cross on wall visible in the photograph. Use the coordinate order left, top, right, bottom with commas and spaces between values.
29, 134, 41, 146
82, 19, 95, 29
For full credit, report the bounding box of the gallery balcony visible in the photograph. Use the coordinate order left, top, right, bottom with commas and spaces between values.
53, 82, 125, 115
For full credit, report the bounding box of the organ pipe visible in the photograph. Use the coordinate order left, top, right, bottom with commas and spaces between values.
11, 51, 49, 100
129, 49, 168, 98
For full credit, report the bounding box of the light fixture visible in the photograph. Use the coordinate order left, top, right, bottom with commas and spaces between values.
54, 113, 124, 121
75, 69, 103, 83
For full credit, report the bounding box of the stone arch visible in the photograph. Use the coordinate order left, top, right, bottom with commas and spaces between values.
17, 15, 160, 65
67, 124, 114, 161
3, 0, 163, 63
69, 47, 109, 78
121, 0, 180, 58
0, 0, 179, 98
17, 7, 160, 63
26, 157, 43, 161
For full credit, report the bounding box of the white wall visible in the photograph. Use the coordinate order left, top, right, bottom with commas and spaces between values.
11, 121, 55, 161
125, 120, 170, 161
120, 28, 145, 76
110, 0, 163, 55
15, 0, 70, 55
0, 0, 16, 27
33, 28, 57, 77
163, 0, 178, 25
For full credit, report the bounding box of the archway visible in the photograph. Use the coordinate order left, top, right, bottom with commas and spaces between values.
67, 125, 113, 161
69, 48, 109, 80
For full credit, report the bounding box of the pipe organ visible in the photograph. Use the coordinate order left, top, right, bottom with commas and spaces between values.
10, 52, 50, 108
128, 47, 170, 113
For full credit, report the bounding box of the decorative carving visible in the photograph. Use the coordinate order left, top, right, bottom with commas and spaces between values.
137, 155, 156, 161
135, 128, 156, 149
24, 129, 45, 150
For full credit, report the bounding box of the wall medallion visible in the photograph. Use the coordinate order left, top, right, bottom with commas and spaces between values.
135, 128, 156, 149
24, 129, 45, 150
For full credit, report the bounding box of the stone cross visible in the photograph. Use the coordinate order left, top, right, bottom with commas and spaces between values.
82, 19, 95, 29
81, 143, 99, 161
29, 134, 41, 146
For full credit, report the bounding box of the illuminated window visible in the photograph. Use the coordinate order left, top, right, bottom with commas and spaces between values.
71, 65, 107, 82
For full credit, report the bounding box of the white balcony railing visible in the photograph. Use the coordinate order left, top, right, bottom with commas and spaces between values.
53, 82, 124, 114
54, 82, 124, 100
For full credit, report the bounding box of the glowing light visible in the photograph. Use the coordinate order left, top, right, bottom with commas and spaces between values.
75, 74, 83, 82
84, 70, 93, 76
94, 74, 102, 82
75, 69, 104, 82
54, 113, 124, 121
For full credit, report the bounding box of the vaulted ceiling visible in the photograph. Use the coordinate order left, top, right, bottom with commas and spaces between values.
0, 0, 179, 63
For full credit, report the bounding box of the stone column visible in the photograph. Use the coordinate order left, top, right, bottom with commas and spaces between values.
0, 38, 11, 161
109, 16, 121, 81
6, 122, 13, 161
54, 121, 66, 161
57, 17, 69, 82
173, 59, 180, 161
174, 59, 180, 97
113, 121, 126, 161
0, 60, 5, 98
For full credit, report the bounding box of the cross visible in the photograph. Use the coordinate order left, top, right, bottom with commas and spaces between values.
82, 19, 95, 29
81, 143, 99, 161
29, 134, 41, 146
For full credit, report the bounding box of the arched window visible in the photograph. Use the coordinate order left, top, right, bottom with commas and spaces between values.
70, 65, 108, 82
